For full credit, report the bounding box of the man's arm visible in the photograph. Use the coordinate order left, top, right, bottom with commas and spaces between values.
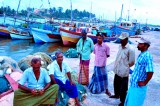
106, 45, 110, 58
50, 75, 57, 84
38, 82, 51, 95
90, 39, 94, 53
43, 82, 51, 91
66, 72, 75, 85
18, 83, 32, 93
138, 72, 154, 86
76, 39, 81, 53
129, 48, 135, 67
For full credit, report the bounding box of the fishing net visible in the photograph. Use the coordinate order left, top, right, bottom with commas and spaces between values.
64, 48, 79, 58
18, 52, 53, 71
0, 56, 21, 77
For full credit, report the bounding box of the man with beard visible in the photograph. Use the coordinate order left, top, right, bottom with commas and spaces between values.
88, 33, 111, 96
124, 37, 154, 106
110, 32, 135, 106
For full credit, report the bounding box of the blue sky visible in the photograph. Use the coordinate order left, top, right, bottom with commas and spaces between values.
0, 0, 159, 25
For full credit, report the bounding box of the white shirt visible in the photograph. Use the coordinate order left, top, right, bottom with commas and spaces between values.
113, 44, 135, 77
48, 61, 71, 84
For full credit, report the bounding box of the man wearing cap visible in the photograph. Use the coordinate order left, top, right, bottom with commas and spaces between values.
124, 37, 154, 106
76, 29, 94, 85
110, 32, 135, 106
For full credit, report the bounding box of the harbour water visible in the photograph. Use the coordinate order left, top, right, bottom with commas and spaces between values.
0, 38, 74, 62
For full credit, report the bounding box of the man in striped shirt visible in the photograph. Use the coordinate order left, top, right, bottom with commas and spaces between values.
124, 37, 154, 106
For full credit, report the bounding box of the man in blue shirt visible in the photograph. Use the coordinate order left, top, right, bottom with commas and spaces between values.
14, 57, 59, 106
124, 37, 154, 106
76, 29, 94, 85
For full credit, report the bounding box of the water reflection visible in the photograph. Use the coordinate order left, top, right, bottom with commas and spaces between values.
0, 38, 76, 61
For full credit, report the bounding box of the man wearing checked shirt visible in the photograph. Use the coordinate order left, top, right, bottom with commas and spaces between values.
124, 37, 154, 106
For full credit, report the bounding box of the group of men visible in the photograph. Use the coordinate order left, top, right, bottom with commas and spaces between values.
76, 30, 154, 106
14, 52, 81, 106
13, 29, 154, 106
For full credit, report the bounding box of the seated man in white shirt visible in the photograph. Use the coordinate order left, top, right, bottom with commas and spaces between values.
14, 57, 59, 106
48, 51, 81, 106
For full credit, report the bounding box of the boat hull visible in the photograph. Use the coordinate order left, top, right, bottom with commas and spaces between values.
0, 29, 10, 38
31, 28, 61, 43
111, 26, 136, 36
10, 33, 32, 40
60, 27, 82, 46
60, 27, 117, 45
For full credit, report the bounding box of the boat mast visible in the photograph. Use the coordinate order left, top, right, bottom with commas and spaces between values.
128, 0, 131, 21
120, 4, 123, 22
89, 0, 92, 23
70, 0, 73, 23
2, 2, 6, 24
14, 0, 22, 26
115, 11, 117, 25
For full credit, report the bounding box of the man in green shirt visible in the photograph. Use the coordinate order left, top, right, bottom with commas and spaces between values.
77, 29, 94, 85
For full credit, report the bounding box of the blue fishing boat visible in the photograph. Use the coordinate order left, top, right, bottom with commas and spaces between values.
31, 27, 61, 43
110, 21, 137, 36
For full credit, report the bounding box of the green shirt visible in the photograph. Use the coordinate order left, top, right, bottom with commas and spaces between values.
76, 37, 94, 60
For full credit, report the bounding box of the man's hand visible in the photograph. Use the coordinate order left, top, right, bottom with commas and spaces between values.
38, 89, 45, 95
70, 80, 75, 86
31, 89, 38, 96
138, 81, 146, 86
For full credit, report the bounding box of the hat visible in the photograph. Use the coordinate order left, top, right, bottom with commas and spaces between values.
136, 37, 151, 45
119, 32, 129, 40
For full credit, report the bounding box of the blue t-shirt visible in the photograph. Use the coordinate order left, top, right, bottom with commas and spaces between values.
19, 67, 51, 89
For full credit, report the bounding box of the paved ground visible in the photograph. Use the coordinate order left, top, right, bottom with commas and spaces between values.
66, 31, 160, 106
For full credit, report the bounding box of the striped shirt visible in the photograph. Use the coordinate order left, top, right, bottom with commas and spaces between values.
130, 50, 154, 87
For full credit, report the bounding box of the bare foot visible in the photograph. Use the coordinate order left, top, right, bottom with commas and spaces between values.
105, 89, 111, 97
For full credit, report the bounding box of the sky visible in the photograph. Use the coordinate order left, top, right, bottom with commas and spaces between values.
0, 0, 160, 25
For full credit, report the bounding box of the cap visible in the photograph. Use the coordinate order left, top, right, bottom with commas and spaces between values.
119, 32, 129, 40
136, 37, 151, 45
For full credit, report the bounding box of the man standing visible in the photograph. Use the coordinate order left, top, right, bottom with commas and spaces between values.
110, 32, 135, 106
88, 33, 111, 96
124, 37, 154, 106
14, 57, 59, 106
77, 29, 94, 85
48, 51, 81, 106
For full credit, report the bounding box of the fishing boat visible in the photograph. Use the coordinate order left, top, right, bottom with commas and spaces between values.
9, 28, 32, 40
110, 21, 137, 36
110, 4, 138, 36
0, 72, 22, 105
31, 27, 61, 43
60, 27, 117, 46
59, 27, 82, 46
0, 25, 10, 38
